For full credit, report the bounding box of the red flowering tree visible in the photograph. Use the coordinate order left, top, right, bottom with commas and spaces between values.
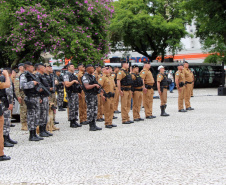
0, 0, 114, 67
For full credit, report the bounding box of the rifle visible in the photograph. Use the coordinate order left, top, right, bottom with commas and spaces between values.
26, 71, 51, 96
52, 73, 56, 93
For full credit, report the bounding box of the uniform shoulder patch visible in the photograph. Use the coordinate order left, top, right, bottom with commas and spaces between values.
176, 73, 179, 75
142, 72, 145, 74
159, 75, 161, 78
99, 78, 102, 81
118, 72, 121, 75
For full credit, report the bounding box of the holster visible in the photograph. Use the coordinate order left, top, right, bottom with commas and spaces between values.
179, 82, 185, 87
145, 84, 153, 89
121, 87, 131, 91
1, 97, 9, 109
105, 92, 115, 98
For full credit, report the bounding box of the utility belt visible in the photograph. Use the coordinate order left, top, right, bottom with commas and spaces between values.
160, 86, 168, 92
0, 96, 9, 109
26, 95, 40, 98
185, 81, 193, 84
105, 92, 115, 98
133, 88, 143, 92
179, 82, 185, 87
121, 87, 131, 91
145, 84, 154, 89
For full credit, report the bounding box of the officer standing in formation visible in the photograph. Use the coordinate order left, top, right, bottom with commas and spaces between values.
94, 64, 104, 122
111, 66, 120, 114
64, 63, 81, 128
98, 66, 117, 128
0, 70, 11, 161
2, 69, 17, 147
117, 61, 134, 124
157, 66, 170, 116
77, 63, 88, 125
14, 63, 28, 131
36, 63, 53, 137
131, 65, 144, 121
175, 64, 187, 112
183, 61, 194, 110
20, 62, 42, 141
140, 61, 156, 119
55, 69, 65, 111
82, 64, 102, 131
44, 63, 59, 125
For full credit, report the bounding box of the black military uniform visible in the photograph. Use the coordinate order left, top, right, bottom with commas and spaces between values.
56, 71, 65, 111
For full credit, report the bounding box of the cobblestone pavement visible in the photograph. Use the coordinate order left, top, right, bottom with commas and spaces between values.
0, 88, 225, 185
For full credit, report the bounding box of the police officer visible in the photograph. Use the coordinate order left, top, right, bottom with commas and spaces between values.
117, 61, 133, 124
131, 65, 144, 122
36, 63, 53, 137
183, 61, 194, 110
111, 66, 120, 114
140, 61, 156, 119
64, 63, 81, 128
14, 63, 28, 130
45, 63, 59, 124
175, 64, 187, 112
157, 66, 169, 116
77, 63, 88, 125
94, 64, 104, 122
55, 69, 65, 111
82, 64, 102, 131
20, 62, 43, 141
1, 69, 17, 147
98, 66, 117, 128
0, 70, 11, 161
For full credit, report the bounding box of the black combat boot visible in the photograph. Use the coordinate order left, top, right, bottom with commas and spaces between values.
93, 120, 102, 131
80, 121, 88, 125
3, 135, 14, 147
89, 121, 97, 131
39, 125, 49, 137
160, 105, 169, 116
70, 120, 77, 128
29, 130, 40, 141
6, 135, 17, 144
74, 121, 82, 127
58, 106, 66, 111
0, 155, 11, 161
44, 124, 53, 136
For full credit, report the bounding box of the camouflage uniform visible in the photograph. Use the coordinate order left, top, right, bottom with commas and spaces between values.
20, 73, 40, 131
64, 72, 79, 121
36, 72, 50, 126
14, 71, 27, 130
56, 74, 64, 108
3, 79, 13, 136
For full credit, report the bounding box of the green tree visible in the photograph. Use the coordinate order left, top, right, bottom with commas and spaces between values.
0, 0, 114, 67
110, 0, 188, 62
186, 0, 226, 62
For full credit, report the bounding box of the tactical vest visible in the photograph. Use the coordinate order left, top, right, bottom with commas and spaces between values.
66, 72, 81, 93
37, 73, 50, 96
57, 75, 64, 89
158, 73, 168, 86
23, 72, 39, 97
120, 69, 133, 86
132, 73, 143, 87
0, 76, 6, 98
82, 73, 99, 94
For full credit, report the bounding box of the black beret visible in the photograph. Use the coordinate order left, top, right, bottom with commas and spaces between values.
24, 61, 33, 66
132, 64, 139, 68
18, 63, 24, 67
143, 61, 150, 64
67, 63, 74, 66
95, 63, 102, 67
184, 61, 188, 64
38, 63, 45, 67
86, 64, 94, 69
105, 65, 112, 68
34, 63, 39, 67
178, 63, 183, 66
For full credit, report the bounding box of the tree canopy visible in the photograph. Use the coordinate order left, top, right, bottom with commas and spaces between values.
110, 0, 188, 62
0, 0, 114, 67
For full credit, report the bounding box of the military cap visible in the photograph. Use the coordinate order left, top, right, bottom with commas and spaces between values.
121, 60, 128, 64
132, 64, 139, 68
158, 65, 164, 70
86, 64, 94, 69
143, 61, 150, 64
38, 63, 45, 67
178, 63, 183, 67
34, 63, 39, 67
95, 63, 102, 67
77, 63, 84, 67
18, 63, 24, 67
24, 61, 33, 66
44, 63, 52, 67
105, 65, 112, 68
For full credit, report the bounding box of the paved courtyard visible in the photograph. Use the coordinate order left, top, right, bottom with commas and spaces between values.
0, 88, 225, 184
